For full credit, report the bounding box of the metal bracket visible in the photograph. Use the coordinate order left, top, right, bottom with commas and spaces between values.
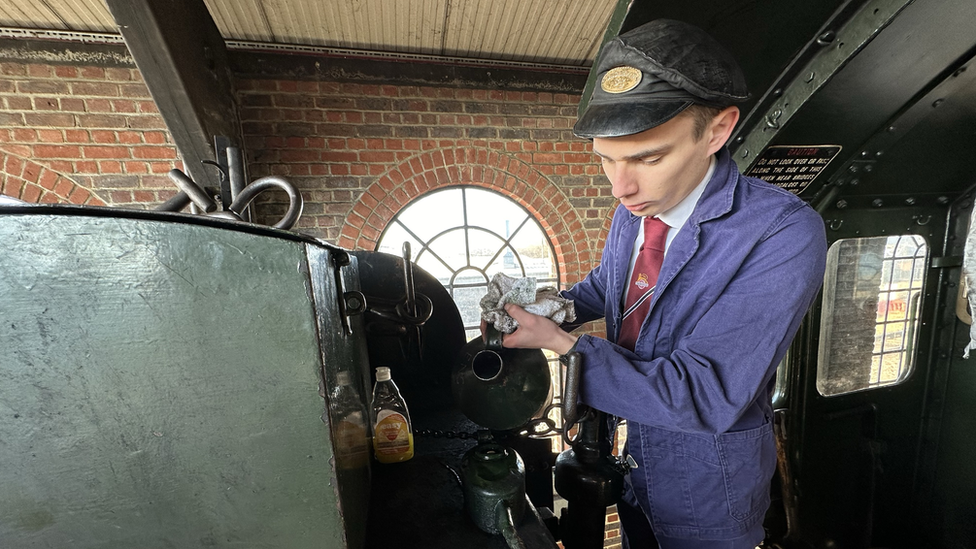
332, 251, 366, 336
931, 256, 963, 269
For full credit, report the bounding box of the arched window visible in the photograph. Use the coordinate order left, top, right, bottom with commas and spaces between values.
376, 186, 558, 341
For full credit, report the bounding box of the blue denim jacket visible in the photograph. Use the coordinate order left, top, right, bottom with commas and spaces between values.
563, 147, 827, 539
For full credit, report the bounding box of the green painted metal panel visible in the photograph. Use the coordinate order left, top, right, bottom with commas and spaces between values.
0, 212, 350, 548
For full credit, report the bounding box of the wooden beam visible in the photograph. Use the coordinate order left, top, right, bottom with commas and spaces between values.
105, 0, 242, 191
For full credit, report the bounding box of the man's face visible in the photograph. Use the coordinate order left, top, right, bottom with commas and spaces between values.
592, 110, 723, 218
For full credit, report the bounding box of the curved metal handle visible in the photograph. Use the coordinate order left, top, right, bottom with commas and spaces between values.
228, 176, 304, 230
484, 325, 504, 352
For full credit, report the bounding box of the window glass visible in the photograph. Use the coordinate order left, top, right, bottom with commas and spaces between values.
376, 187, 559, 343
817, 235, 928, 396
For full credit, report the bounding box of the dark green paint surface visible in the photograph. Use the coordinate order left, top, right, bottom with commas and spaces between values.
0, 213, 348, 548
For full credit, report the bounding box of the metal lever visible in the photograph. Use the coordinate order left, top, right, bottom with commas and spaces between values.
400, 242, 424, 360
167, 169, 217, 213
561, 351, 582, 437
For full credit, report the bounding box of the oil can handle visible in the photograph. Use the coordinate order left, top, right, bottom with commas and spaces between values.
561, 351, 582, 429
484, 325, 504, 352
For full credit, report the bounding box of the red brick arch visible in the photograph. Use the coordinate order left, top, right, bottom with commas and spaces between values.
0, 150, 105, 206
339, 146, 590, 287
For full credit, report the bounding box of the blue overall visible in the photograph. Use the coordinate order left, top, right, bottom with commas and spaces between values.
563, 147, 827, 543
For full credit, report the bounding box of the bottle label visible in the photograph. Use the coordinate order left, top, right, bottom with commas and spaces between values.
374, 410, 411, 455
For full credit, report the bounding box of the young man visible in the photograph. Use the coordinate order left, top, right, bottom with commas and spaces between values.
500, 19, 828, 549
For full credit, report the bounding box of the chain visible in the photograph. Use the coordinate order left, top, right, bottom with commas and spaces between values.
416, 405, 563, 440
415, 429, 479, 440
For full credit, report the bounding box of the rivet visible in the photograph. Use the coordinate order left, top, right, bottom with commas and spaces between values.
932, 98, 945, 108
872, 199, 884, 208
875, 150, 884, 157
836, 200, 848, 209
952, 66, 967, 77
887, 126, 897, 132
849, 165, 859, 173
735, 136, 745, 143
850, 179, 860, 186
805, 72, 816, 83
772, 88, 783, 97
905, 197, 916, 205
816, 31, 836, 45
741, 149, 750, 159
937, 196, 949, 204
863, 164, 873, 172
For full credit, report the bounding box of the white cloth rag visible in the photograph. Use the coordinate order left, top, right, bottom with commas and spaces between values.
963, 222, 976, 358
480, 273, 576, 334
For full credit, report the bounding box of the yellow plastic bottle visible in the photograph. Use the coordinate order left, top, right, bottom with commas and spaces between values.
370, 367, 414, 463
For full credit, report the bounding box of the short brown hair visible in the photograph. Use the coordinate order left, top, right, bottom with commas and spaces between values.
683, 105, 723, 141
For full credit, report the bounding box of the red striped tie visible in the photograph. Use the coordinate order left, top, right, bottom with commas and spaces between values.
618, 217, 669, 351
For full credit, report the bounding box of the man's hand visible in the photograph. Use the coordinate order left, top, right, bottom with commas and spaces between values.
502, 304, 578, 355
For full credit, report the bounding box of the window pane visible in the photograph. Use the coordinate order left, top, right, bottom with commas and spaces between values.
485, 245, 526, 278
376, 222, 424, 258
425, 229, 468, 272
465, 188, 528, 235
396, 188, 465, 241
510, 222, 557, 282
817, 235, 927, 396
467, 228, 507, 272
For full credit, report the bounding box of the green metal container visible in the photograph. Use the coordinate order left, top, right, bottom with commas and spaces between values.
0, 207, 371, 549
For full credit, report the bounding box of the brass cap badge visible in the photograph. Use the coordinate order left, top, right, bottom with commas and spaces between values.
601, 66, 642, 94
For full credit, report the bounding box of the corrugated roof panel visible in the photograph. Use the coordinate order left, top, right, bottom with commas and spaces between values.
0, 0, 610, 67
258, 0, 317, 46
531, 1, 615, 65
407, 0, 448, 54
0, 1, 65, 29
207, 0, 271, 43
442, 0, 611, 65
50, 0, 114, 31
441, 0, 488, 59
250, 0, 408, 51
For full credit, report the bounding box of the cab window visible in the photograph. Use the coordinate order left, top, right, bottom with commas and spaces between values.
817, 235, 928, 396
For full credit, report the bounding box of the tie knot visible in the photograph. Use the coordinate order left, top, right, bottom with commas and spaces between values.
642, 217, 669, 251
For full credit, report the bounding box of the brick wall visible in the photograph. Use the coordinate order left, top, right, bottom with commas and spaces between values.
0, 61, 181, 208
238, 78, 615, 288
0, 59, 618, 291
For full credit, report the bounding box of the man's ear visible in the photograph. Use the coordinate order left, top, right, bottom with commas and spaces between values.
705, 106, 740, 155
